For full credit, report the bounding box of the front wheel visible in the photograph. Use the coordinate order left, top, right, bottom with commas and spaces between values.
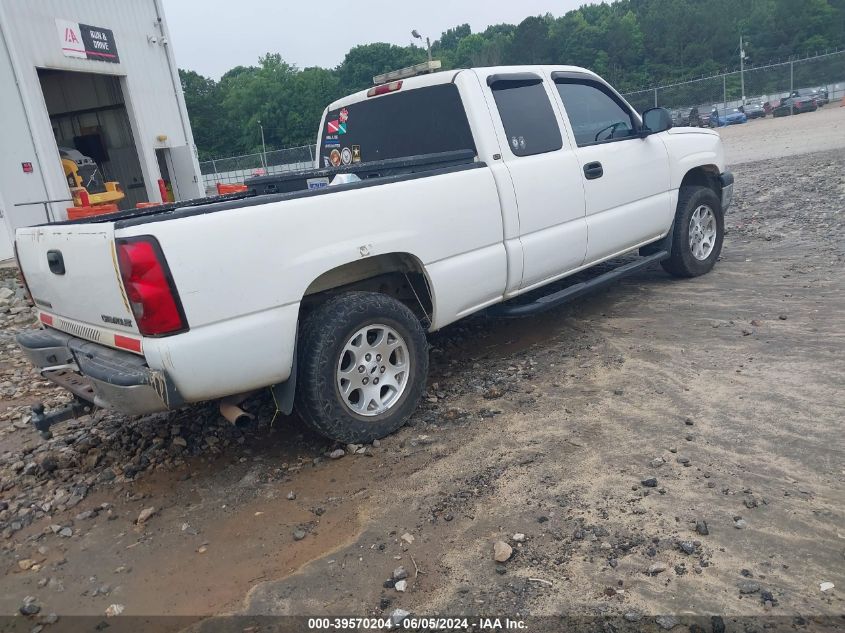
661, 186, 724, 278
295, 292, 428, 443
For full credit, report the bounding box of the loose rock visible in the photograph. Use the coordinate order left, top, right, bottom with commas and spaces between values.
738, 580, 760, 594
136, 507, 157, 524
655, 615, 678, 630
493, 540, 513, 562
19, 600, 41, 616
390, 609, 411, 627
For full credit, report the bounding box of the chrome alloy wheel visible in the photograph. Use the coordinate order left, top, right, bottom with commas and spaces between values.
336, 324, 409, 416
689, 204, 717, 261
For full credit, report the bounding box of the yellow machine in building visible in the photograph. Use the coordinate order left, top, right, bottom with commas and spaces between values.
60, 148, 125, 207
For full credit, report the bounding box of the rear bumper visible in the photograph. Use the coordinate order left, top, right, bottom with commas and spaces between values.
16, 328, 181, 416
720, 172, 734, 212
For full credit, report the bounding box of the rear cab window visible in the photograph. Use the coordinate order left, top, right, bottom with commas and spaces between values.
320, 83, 476, 168
487, 74, 563, 157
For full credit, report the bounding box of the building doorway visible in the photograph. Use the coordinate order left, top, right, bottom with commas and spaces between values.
37, 69, 146, 209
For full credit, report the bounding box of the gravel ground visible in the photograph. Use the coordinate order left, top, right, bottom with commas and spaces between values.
0, 117, 843, 631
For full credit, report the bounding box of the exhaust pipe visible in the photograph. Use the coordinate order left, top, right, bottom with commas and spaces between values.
219, 391, 259, 428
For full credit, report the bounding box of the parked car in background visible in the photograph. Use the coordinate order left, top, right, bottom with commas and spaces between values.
789, 88, 828, 108
670, 107, 702, 127
698, 107, 712, 127
773, 96, 818, 116
744, 101, 766, 119
711, 107, 748, 126
816, 87, 829, 105
687, 106, 703, 127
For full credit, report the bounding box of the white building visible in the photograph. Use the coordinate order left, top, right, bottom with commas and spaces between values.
0, 0, 203, 261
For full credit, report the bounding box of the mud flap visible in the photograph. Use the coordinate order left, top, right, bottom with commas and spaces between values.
270, 341, 297, 416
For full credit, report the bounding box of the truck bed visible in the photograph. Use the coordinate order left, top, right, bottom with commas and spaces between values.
49, 150, 478, 229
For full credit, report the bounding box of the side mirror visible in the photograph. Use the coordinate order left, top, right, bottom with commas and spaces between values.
641, 107, 673, 136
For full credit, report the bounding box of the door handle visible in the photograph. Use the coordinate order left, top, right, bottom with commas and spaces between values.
47, 250, 65, 275
583, 162, 603, 180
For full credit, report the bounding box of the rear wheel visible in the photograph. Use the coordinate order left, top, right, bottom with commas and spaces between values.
295, 292, 428, 443
661, 186, 724, 278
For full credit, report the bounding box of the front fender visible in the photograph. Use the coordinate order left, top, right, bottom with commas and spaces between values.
663, 129, 726, 190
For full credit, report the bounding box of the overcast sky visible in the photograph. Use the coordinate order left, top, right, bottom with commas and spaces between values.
162, 0, 593, 78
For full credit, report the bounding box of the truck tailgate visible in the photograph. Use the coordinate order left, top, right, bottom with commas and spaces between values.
16, 225, 139, 338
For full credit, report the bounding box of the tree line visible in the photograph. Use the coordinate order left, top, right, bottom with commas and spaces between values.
180, 0, 845, 160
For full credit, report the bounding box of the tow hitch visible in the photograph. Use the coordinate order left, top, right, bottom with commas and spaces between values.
30, 398, 95, 439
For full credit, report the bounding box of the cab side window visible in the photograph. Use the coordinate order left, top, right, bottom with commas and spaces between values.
556, 81, 636, 147
490, 78, 562, 157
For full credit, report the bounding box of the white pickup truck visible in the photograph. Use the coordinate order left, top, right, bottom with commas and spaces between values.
15, 65, 733, 443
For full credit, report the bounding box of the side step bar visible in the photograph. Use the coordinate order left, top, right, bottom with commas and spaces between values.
488, 251, 669, 318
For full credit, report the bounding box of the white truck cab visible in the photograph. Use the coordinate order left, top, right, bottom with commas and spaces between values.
15, 65, 733, 442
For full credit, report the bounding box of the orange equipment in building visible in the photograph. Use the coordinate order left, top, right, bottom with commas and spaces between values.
60, 148, 125, 207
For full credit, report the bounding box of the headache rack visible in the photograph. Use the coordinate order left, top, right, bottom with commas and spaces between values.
373, 60, 442, 85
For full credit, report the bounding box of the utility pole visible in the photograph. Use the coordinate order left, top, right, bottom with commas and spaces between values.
789, 59, 794, 115
257, 119, 267, 171
739, 35, 746, 106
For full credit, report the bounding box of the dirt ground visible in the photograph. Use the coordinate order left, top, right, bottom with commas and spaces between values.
0, 106, 843, 631
715, 102, 845, 163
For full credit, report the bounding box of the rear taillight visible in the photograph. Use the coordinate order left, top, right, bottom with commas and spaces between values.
367, 80, 402, 98
115, 236, 187, 337
12, 242, 34, 306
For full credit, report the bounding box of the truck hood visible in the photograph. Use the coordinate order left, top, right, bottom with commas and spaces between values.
667, 127, 719, 137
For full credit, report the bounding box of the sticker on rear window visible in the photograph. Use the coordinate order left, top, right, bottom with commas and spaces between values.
339, 107, 349, 123
352, 145, 361, 163
341, 147, 352, 165
329, 149, 342, 167
307, 177, 330, 190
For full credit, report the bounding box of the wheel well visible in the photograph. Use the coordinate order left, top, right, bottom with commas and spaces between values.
301, 253, 433, 327
681, 165, 721, 195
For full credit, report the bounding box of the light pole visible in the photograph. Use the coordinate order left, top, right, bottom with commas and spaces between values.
739, 35, 747, 106
411, 29, 432, 63
257, 119, 267, 171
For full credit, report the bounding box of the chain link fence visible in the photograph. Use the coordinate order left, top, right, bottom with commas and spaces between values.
199, 145, 317, 193
622, 49, 845, 117
198, 50, 844, 190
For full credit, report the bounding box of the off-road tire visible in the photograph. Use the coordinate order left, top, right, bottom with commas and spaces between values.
295, 291, 428, 443
661, 185, 724, 278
